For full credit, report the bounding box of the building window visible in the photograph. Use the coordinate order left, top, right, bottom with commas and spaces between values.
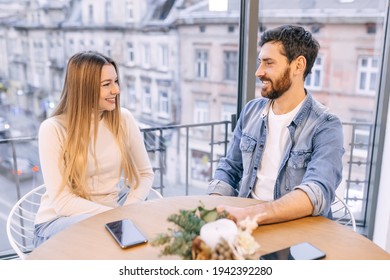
357, 56, 378, 95
142, 85, 152, 113
67, 39, 75, 56
158, 89, 169, 118
221, 103, 235, 134
33, 41, 44, 61
126, 42, 134, 64
366, 22, 376, 34
159, 44, 169, 70
194, 100, 209, 124
53, 72, 62, 91
142, 43, 151, 68
195, 49, 208, 79
104, 41, 111, 57
126, 1, 134, 22
88, 4, 94, 24
353, 128, 370, 159
105, 1, 112, 24
125, 80, 136, 110
49, 39, 55, 58
35, 67, 44, 87
79, 39, 84, 51
191, 149, 211, 181
9, 64, 19, 80
224, 51, 238, 81
305, 55, 323, 90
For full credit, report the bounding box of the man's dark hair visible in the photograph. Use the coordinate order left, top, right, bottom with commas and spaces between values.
260, 25, 320, 79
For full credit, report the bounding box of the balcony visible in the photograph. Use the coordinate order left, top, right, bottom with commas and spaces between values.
0, 120, 371, 257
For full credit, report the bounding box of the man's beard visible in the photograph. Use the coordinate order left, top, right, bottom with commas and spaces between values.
261, 67, 292, 100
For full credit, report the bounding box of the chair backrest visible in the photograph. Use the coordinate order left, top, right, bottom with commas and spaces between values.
6, 184, 45, 259
119, 177, 163, 200
147, 188, 163, 200
331, 194, 357, 232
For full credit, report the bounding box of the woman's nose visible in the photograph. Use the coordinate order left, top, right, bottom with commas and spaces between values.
112, 83, 120, 94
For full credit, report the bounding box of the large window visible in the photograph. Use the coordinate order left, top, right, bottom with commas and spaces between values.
257, 0, 388, 239
1, 0, 389, 258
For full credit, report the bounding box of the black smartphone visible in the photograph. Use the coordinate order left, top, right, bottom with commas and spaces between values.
105, 219, 148, 249
259, 242, 326, 260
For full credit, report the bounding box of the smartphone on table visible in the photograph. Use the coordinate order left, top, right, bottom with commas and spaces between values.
259, 242, 326, 260
105, 219, 148, 249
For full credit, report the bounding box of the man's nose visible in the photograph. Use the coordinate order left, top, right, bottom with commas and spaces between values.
255, 64, 265, 78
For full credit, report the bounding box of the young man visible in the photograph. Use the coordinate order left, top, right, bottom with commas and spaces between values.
208, 25, 344, 225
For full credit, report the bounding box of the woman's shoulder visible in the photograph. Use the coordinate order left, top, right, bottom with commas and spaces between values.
38, 115, 67, 141
120, 107, 132, 117
120, 107, 136, 122
39, 115, 66, 132
119, 107, 138, 128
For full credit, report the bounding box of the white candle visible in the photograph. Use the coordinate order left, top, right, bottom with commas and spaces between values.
199, 218, 238, 249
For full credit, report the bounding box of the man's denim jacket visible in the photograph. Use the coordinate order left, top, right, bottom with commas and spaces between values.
208, 92, 345, 217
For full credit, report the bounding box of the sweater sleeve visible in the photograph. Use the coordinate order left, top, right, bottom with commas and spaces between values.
120, 108, 155, 204
38, 118, 113, 217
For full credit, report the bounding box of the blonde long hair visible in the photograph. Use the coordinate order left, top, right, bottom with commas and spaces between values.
52, 51, 140, 198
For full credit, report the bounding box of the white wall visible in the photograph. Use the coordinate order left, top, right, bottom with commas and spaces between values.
373, 94, 390, 253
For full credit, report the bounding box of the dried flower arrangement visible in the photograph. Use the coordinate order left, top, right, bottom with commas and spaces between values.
151, 204, 260, 260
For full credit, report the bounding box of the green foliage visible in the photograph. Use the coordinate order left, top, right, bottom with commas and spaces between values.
151, 203, 229, 260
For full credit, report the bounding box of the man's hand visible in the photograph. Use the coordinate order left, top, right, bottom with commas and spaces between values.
216, 189, 314, 226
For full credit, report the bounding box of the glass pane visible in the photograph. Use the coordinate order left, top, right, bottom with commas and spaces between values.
258, 0, 387, 230
0, 1, 240, 256
360, 72, 367, 90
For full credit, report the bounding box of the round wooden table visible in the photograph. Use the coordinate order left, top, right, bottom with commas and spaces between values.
26, 195, 390, 260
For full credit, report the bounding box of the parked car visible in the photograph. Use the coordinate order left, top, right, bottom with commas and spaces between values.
0, 116, 10, 139
0, 157, 39, 181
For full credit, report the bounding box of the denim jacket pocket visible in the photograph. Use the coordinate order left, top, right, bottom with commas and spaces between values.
285, 151, 312, 191
239, 134, 257, 175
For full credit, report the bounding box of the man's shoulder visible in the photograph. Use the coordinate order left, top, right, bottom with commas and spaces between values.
305, 95, 342, 127
243, 98, 268, 113
310, 98, 340, 120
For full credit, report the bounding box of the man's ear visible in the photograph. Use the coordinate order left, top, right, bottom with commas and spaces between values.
294, 55, 307, 77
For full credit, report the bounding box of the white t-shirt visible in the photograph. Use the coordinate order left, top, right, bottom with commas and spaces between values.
251, 99, 305, 201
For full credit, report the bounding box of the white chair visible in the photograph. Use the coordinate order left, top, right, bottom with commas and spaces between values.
147, 188, 163, 200
6, 182, 162, 259
331, 194, 357, 232
6, 184, 46, 259
119, 177, 163, 200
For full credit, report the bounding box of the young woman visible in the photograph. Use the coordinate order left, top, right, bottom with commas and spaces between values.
34, 51, 154, 247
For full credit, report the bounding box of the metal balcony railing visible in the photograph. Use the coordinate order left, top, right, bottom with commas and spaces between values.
0, 120, 372, 239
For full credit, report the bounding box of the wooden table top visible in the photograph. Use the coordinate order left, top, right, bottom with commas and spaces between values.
26, 195, 390, 260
